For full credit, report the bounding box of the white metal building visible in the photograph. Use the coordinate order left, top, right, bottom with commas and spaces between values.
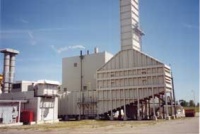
96, 0, 175, 120
96, 49, 173, 120
59, 50, 113, 119
0, 80, 60, 124
59, 0, 177, 120
62, 50, 113, 92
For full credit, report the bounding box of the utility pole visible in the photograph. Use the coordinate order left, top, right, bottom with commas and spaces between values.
169, 64, 176, 116
191, 90, 195, 107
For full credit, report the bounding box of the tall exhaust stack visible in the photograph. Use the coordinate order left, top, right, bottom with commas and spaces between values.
0, 48, 19, 93
120, 0, 144, 51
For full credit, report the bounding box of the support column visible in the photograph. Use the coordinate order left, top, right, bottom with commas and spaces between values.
162, 95, 165, 119
165, 92, 170, 120
145, 100, 149, 119
170, 92, 175, 119
141, 101, 144, 119
96, 90, 100, 120
152, 88, 157, 120
118, 109, 122, 120
110, 90, 113, 120
148, 98, 151, 119
137, 88, 140, 120
123, 89, 127, 121
158, 96, 163, 119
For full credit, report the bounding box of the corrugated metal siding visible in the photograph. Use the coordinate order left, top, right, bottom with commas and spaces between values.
96, 49, 172, 114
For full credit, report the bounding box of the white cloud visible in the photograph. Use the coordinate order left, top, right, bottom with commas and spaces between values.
51, 45, 85, 54
183, 23, 199, 30
0, 28, 68, 45
0, 28, 67, 34
27, 31, 34, 39
19, 18, 29, 24
27, 31, 37, 45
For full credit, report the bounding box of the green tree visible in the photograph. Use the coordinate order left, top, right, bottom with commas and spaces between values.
189, 100, 195, 107
179, 99, 188, 107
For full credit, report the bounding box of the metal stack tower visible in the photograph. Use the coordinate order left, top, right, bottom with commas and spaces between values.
0, 48, 19, 93
120, 0, 144, 51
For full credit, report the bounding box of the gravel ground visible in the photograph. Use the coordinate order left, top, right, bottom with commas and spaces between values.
0, 117, 199, 134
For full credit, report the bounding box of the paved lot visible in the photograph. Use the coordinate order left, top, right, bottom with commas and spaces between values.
0, 117, 199, 134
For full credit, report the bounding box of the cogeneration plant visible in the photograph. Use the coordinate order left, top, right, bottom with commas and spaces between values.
0, 0, 185, 126
58, 0, 184, 121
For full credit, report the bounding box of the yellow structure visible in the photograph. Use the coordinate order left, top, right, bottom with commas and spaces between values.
0, 74, 2, 92
0, 74, 2, 83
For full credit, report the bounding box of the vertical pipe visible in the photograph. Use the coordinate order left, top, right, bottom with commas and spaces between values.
53, 99, 55, 123
103, 90, 104, 117
94, 47, 98, 53
162, 95, 165, 118
171, 71, 176, 116
96, 74, 99, 119
170, 92, 174, 116
96, 88, 99, 119
79, 92, 82, 119
18, 101, 21, 123
9, 54, 16, 92
37, 98, 40, 123
3, 53, 10, 93
80, 50, 84, 118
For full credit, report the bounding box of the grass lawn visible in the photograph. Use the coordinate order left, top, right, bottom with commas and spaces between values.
0, 120, 163, 131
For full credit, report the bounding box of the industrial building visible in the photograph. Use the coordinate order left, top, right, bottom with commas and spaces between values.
59, 50, 113, 119
0, 80, 60, 124
0, 0, 184, 125
59, 0, 179, 120
0, 49, 60, 124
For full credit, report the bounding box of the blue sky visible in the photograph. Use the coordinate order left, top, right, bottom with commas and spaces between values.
0, 0, 199, 102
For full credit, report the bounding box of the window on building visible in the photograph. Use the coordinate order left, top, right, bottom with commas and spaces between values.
111, 72, 115, 77
74, 63, 77, 67
142, 80, 147, 85
12, 83, 21, 89
142, 70, 146, 74
83, 86, 87, 91
64, 88, 67, 92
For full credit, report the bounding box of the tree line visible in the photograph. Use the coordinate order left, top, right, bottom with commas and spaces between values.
179, 99, 199, 107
